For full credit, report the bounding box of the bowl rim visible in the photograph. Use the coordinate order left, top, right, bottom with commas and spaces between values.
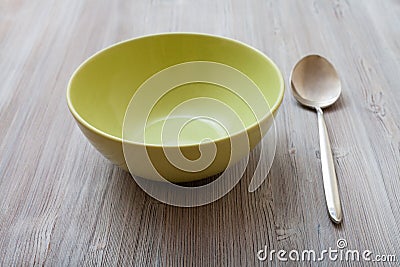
66, 32, 285, 147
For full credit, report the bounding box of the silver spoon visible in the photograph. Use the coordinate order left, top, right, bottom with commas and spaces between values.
290, 54, 343, 224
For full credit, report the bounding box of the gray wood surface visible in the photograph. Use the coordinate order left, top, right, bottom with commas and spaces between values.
1, 0, 399, 266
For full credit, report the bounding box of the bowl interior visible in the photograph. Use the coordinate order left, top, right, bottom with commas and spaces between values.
68, 34, 283, 145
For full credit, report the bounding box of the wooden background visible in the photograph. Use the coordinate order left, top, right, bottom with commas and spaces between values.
1, 0, 399, 265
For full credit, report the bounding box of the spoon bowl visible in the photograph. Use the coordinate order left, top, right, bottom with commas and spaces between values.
291, 55, 341, 108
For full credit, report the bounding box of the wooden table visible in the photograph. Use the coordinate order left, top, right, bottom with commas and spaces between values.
1, 0, 399, 265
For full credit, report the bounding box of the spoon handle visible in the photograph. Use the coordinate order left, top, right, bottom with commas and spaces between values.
316, 107, 343, 223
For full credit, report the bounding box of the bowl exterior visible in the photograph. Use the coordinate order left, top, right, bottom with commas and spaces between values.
71, 110, 278, 182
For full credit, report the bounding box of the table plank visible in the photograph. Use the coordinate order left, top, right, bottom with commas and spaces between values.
1, 0, 399, 265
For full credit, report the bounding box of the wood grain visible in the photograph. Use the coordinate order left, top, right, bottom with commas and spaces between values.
1, 0, 399, 265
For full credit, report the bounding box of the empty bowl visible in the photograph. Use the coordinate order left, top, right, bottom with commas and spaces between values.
67, 33, 284, 182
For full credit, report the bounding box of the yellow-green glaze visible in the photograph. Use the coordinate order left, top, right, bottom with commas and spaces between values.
67, 33, 284, 182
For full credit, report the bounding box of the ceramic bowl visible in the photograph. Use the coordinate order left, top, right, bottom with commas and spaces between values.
67, 33, 284, 182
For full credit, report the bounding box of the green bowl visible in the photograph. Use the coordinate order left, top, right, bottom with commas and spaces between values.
67, 33, 284, 182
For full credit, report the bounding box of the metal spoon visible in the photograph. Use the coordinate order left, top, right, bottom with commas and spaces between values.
290, 54, 343, 224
